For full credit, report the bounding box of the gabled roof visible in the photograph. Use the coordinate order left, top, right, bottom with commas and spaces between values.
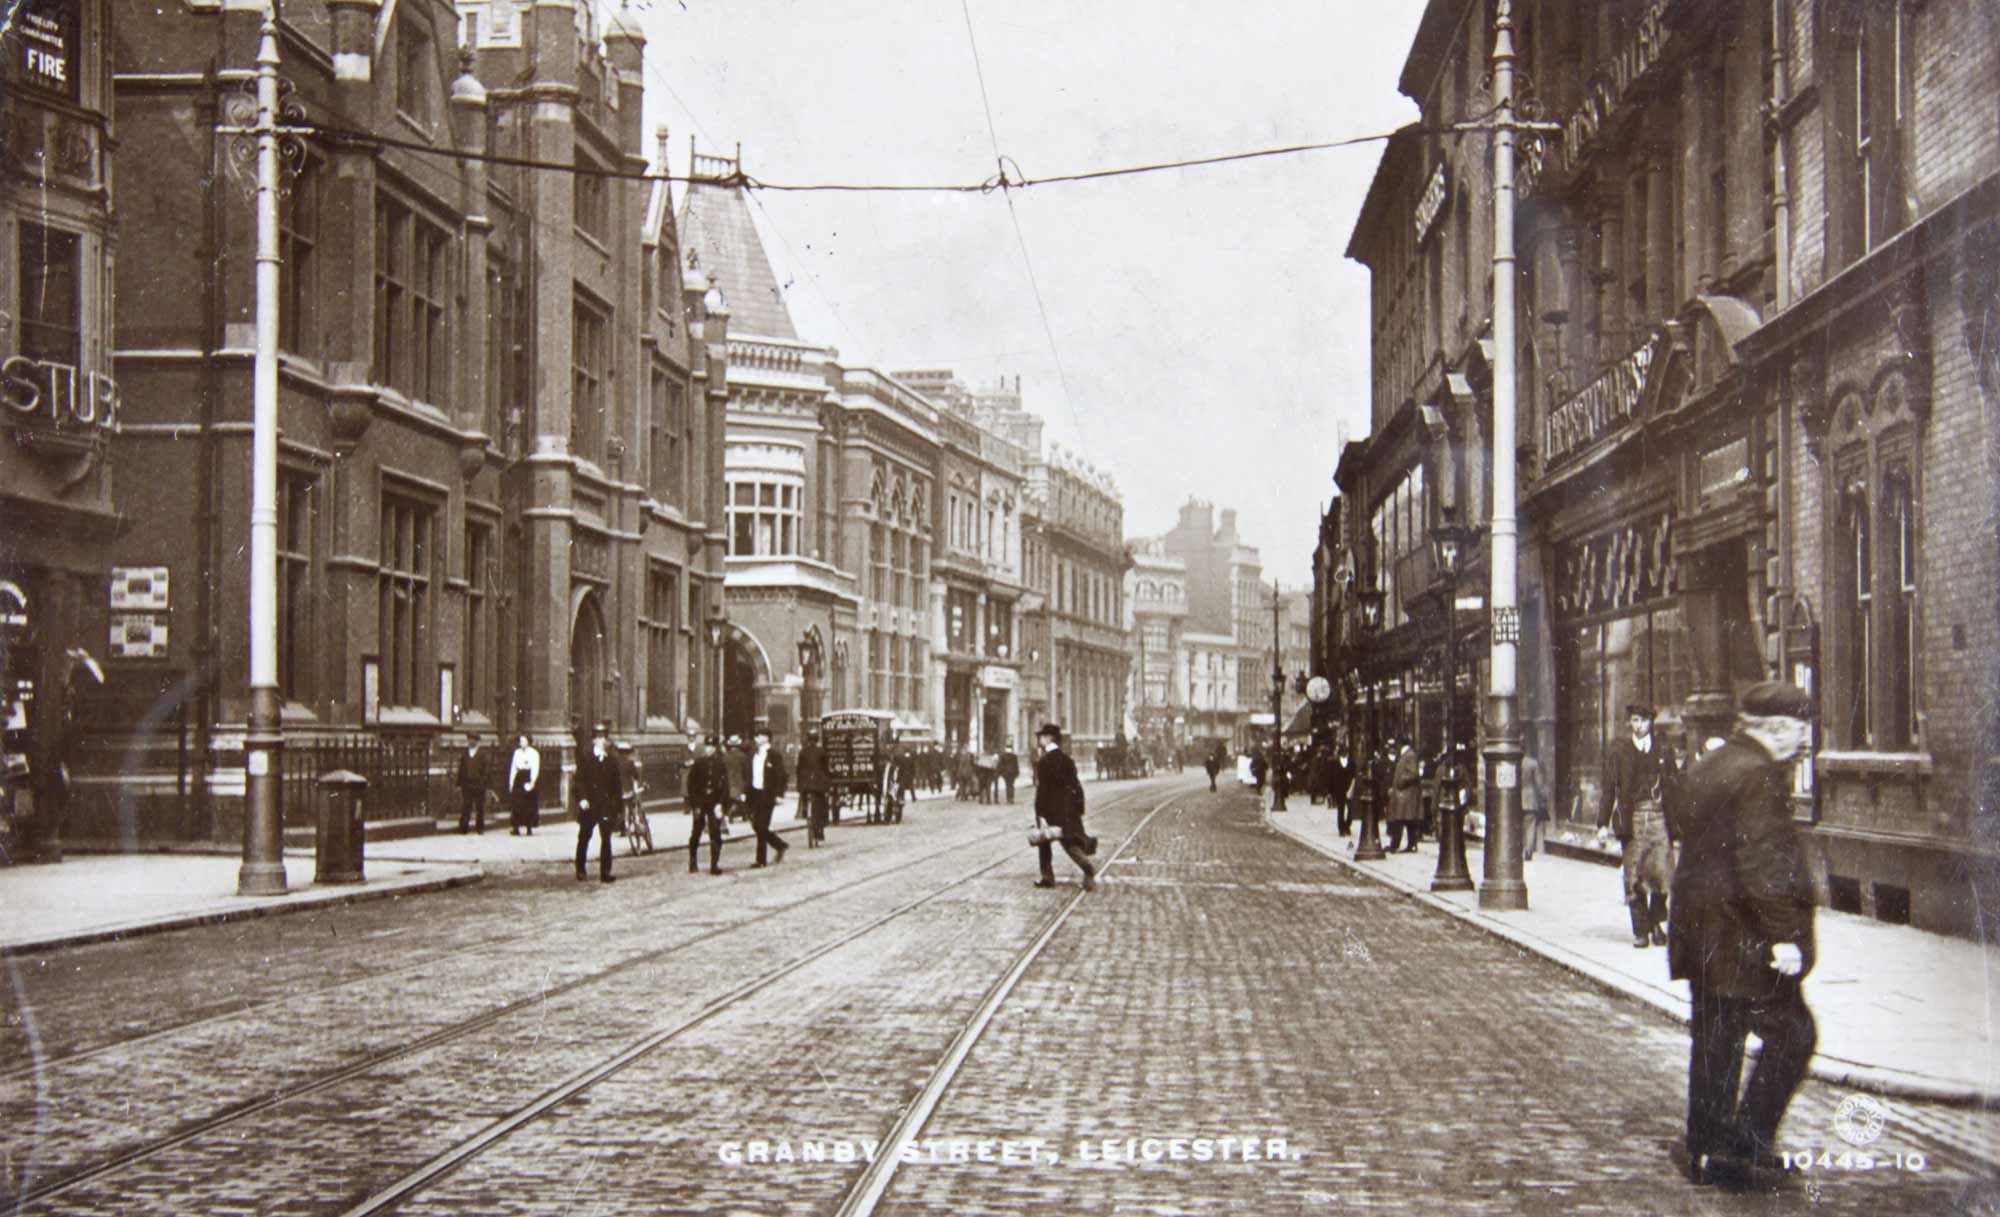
677, 150, 799, 341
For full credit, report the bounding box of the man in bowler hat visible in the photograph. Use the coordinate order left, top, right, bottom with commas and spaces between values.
1668, 681, 1818, 1189
573, 720, 622, 883
1031, 722, 1096, 891
745, 725, 790, 867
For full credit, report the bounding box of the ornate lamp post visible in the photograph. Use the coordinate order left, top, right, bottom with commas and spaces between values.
706, 606, 727, 737
1354, 583, 1387, 860
1430, 516, 1476, 892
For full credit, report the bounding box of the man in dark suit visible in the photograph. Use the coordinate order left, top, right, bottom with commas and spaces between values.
573, 720, 622, 884
795, 728, 831, 847
1203, 748, 1221, 791
1668, 682, 1818, 1190
997, 742, 1020, 802
1032, 722, 1096, 891
745, 725, 790, 868
684, 735, 730, 874
1598, 703, 1677, 947
455, 734, 491, 834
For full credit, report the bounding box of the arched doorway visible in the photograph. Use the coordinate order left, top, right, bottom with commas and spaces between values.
570, 591, 608, 728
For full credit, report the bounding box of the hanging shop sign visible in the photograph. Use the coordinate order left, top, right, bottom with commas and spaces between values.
1516, 0, 1672, 199
5, 0, 79, 101
1541, 334, 1658, 472
1552, 509, 1675, 621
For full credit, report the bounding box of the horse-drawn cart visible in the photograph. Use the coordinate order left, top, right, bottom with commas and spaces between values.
820, 710, 903, 825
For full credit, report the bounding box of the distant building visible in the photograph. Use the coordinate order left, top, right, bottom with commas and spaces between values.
1161, 501, 1265, 748
1124, 538, 1189, 751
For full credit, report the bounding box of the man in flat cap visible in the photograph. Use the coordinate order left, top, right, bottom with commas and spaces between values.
1031, 723, 1097, 891
1598, 702, 1676, 947
1668, 681, 1818, 1189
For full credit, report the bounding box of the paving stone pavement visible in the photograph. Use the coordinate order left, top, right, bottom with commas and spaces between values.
0, 780, 1170, 1215
870, 784, 1997, 1217
6, 777, 1994, 1216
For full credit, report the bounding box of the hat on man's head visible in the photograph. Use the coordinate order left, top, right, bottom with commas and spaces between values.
703, 735, 721, 748
1625, 703, 1655, 720
752, 724, 772, 738
1035, 722, 1063, 740
1741, 680, 1814, 720
593, 719, 612, 733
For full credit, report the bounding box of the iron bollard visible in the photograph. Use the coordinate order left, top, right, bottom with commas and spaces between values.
316, 769, 367, 884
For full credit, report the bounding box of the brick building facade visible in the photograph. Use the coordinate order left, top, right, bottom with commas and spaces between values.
1329, 0, 1999, 936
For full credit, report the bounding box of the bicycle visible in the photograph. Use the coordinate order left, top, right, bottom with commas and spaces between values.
621, 782, 654, 856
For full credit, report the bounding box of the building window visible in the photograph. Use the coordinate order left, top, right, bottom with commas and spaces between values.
571, 293, 609, 463
379, 492, 437, 708
397, 16, 432, 122
17, 223, 80, 367
987, 599, 1013, 658
280, 158, 320, 357
487, 253, 520, 446
575, 154, 609, 243
647, 565, 679, 721
374, 197, 451, 404
870, 522, 888, 602
948, 588, 976, 653
1827, 2, 1912, 264
1825, 379, 1922, 751
464, 519, 495, 718
650, 369, 685, 505
278, 470, 317, 703
869, 630, 884, 707
725, 477, 803, 557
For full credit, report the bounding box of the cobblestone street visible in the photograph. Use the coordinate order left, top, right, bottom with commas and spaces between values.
3, 777, 1992, 1215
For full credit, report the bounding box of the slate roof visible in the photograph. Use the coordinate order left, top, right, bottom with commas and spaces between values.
677, 168, 799, 341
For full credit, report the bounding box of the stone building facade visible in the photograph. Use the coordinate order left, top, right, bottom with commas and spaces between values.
18, 0, 726, 851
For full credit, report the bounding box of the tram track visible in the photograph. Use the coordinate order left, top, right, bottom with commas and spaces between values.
6, 780, 1181, 1214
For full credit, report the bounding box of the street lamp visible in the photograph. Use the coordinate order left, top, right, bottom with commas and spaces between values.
1354, 583, 1387, 860
1430, 515, 1476, 892
1268, 581, 1287, 812
706, 605, 727, 737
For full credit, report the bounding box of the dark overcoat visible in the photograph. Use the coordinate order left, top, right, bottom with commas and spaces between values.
795, 742, 831, 793
573, 747, 623, 822
1388, 745, 1423, 823
1667, 737, 1817, 997
1033, 746, 1086, 837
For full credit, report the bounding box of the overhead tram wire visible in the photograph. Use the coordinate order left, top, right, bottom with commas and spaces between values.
957, 0, 1093, 462
299, 117, 1435, 193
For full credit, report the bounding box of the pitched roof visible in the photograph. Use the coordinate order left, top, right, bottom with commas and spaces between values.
677, 158, 799, 341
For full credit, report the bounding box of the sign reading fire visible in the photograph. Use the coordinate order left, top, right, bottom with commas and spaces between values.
6, 0, 79, 101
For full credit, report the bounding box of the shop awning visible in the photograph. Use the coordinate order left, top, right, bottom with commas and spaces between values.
1282, 702, 1315, 737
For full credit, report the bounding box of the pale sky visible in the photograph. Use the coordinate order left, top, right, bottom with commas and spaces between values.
636, 1, 1427, 586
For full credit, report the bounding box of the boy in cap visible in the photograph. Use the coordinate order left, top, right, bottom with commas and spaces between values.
1598, 702, 1676, 946
1668, 681, 1818, 1189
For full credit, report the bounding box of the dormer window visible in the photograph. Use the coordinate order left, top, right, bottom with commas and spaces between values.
397, 16, 432, 124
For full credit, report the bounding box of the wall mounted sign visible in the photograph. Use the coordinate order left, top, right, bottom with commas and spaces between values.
1413, 162, 1449, 245
1552, 509, 1675, 621
1516, 0, 1671, 198
4, 356, 120, 433
109, 613, 167, 659
1542, 335, 1658, 472
109, 567, 169, 611
5, 0, 79, 101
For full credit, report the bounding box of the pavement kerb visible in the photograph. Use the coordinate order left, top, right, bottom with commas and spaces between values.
0, 865, 485, 959
1259, 800, 1997, 1108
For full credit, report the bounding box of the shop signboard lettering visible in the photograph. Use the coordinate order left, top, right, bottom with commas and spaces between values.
3, 355, 120, 433
1542, 336, 1656, 472
1517, 0, 1671, 198
6, 0, 78, 101
1553, 510, 1675, 621
1413, 162, 1449, 245
571, 532, 609, 582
